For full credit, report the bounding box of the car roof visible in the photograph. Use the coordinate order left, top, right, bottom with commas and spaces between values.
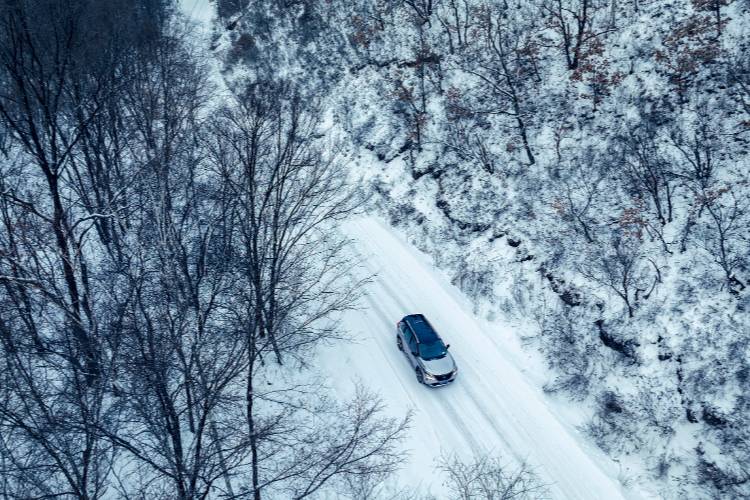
403, 314, 440, 343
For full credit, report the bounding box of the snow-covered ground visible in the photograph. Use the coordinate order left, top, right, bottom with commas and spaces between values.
172, 3, 684, 497
178, 0, 214, 27
319, 217, 646, 499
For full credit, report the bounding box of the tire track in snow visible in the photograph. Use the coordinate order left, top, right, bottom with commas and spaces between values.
350, 227, 528, 469
366, 275, 521, 462
351, 223, 524, 462
358, 224, 576, 498
345, 247, 485, 457
344, 217, 633, 500
360, 287, 485, 454
359, 292, 418, 408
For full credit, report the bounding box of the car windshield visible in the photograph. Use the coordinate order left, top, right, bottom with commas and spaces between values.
419, 341, 446, 360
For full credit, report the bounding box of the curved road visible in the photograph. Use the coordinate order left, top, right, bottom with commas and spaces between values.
320, 217, 640, 499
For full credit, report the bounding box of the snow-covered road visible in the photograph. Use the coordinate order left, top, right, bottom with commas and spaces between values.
321, 217, 639, 499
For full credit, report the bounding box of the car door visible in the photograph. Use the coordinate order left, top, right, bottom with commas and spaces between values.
401, 324, 419, 368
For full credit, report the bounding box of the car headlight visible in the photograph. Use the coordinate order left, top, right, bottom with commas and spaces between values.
423, 372, 436, 380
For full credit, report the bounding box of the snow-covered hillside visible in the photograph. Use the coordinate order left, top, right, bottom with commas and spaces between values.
216, 0, 750, 498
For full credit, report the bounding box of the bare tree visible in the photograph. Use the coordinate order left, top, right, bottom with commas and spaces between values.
90, 18, 257, 499
668, 118, 720, 252
0, 0, 110, 384
205, 82, 374, 499
435, 0, 475, 54
542, 0, 613, 71
441, 113, 500, 175
578, 234, 652, 317
551, 147, 606, 244
207, 83, 363, 365
457, 4, 540, 165
615, 124, 676, 228
438, 453, 547, 500
0, 2, 437, 498
258, 385, 411, 499
0, 0, 168, 496
403, 0, 434, 25
726, 49, 750, 122
0, 283, 120, 499
699, 186, 748, 294
692, 0, 729, 38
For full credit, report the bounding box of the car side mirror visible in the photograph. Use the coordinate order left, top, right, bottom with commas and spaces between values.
446, 344, 450, 349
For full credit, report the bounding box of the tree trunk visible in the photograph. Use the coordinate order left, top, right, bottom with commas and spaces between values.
247, 353, 261, 500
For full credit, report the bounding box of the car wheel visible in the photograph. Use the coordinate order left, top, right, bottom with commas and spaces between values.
415, 368, 424, 385
397, 336, 404, 351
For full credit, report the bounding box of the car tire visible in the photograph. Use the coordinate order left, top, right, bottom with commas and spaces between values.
397, 336, 404, 351
415, 368, 424, 385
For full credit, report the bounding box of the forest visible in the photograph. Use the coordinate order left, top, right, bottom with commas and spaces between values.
1, 0, 748, 498
215, 0, 750, 497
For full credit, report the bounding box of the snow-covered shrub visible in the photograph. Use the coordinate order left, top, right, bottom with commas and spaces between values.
538, 309, 597, 399
585, 390, 646, 456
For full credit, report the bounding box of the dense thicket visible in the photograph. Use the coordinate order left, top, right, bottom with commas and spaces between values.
218, 0, 750, 498
0, 1, 407, 498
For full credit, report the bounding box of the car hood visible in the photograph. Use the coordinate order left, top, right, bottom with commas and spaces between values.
420, 353, 456, 375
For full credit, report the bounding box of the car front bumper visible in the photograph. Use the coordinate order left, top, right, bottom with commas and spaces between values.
423, 371, 457, 387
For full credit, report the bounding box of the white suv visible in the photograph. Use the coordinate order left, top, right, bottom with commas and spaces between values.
396, 314, 457, 387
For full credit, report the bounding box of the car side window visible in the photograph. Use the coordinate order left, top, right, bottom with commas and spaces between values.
400, 324, 409, 339
404, 327, 418, 355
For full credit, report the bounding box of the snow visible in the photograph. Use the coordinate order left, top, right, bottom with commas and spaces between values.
319, 216, 647, 499
178, 0, 214, 28
173, 2, 733, 497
